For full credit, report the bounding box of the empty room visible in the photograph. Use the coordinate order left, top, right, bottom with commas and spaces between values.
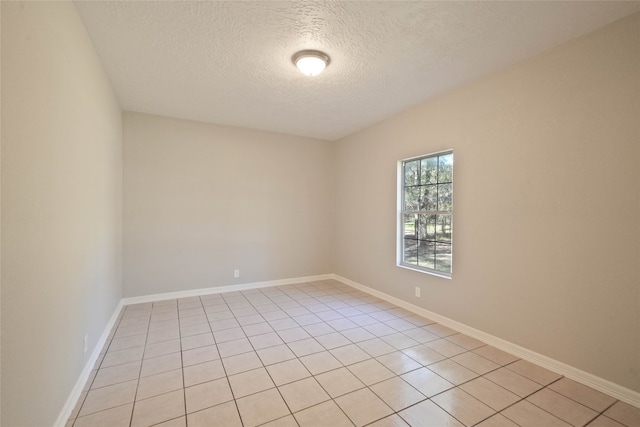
2, 1, 639, 426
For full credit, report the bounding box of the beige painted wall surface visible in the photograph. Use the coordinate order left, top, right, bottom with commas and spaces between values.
334, 14, 640, 391
124, 113, 334, 297
1, 2, 123, 426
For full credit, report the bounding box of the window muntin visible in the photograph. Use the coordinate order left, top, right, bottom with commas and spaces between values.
400, 151, 453, 277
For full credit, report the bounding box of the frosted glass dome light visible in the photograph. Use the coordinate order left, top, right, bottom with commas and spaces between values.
293, 50, 330, 76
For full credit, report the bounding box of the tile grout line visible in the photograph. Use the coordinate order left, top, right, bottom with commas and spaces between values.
124, 304, 152, 427
177, 298, 188, 427
582, 399, 622, 427
205, 293, 247, 427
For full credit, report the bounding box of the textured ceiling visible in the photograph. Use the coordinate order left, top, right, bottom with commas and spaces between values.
74, 1, 639, 141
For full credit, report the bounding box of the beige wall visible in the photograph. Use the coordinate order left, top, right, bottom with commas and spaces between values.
123, 112, 334, 297
1, 2, 123, 426
334, 13, 640, 392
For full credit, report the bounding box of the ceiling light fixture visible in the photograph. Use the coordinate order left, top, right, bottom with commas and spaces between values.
292, 50, 330, 76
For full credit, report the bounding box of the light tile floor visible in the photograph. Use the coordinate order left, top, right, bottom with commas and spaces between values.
67, 280, 640, 427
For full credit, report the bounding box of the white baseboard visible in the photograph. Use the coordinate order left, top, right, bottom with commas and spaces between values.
121, 274, 333, 306
53, 299, 124, 427
332, 274, 640, 408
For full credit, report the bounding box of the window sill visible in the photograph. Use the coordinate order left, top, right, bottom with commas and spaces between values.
397, 263, 452, 280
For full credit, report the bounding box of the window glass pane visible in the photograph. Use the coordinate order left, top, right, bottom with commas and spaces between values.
435, 243, 452, 273
404, 187, 420, 210
437, 183, 452, 211
438, 154, 453, 183
421, 185, 438, 211
403, 214, 417, 239
436, 215, 452, 242
404, 161, 419, 186
418, 214, 436, 240
404, 239, 418, 264
418, 241, 435, 269
421, 157, 438, 185
400, 151, 452, 275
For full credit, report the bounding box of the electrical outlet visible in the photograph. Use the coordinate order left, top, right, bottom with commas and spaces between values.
234, 269, 240, 278
415, 287, 421, 298
83, 334, 88, 355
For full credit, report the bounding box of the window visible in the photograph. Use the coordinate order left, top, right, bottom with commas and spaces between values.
398, 151, 453, 277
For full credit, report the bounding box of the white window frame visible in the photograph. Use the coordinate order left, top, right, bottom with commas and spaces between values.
397, 150, 453, 279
